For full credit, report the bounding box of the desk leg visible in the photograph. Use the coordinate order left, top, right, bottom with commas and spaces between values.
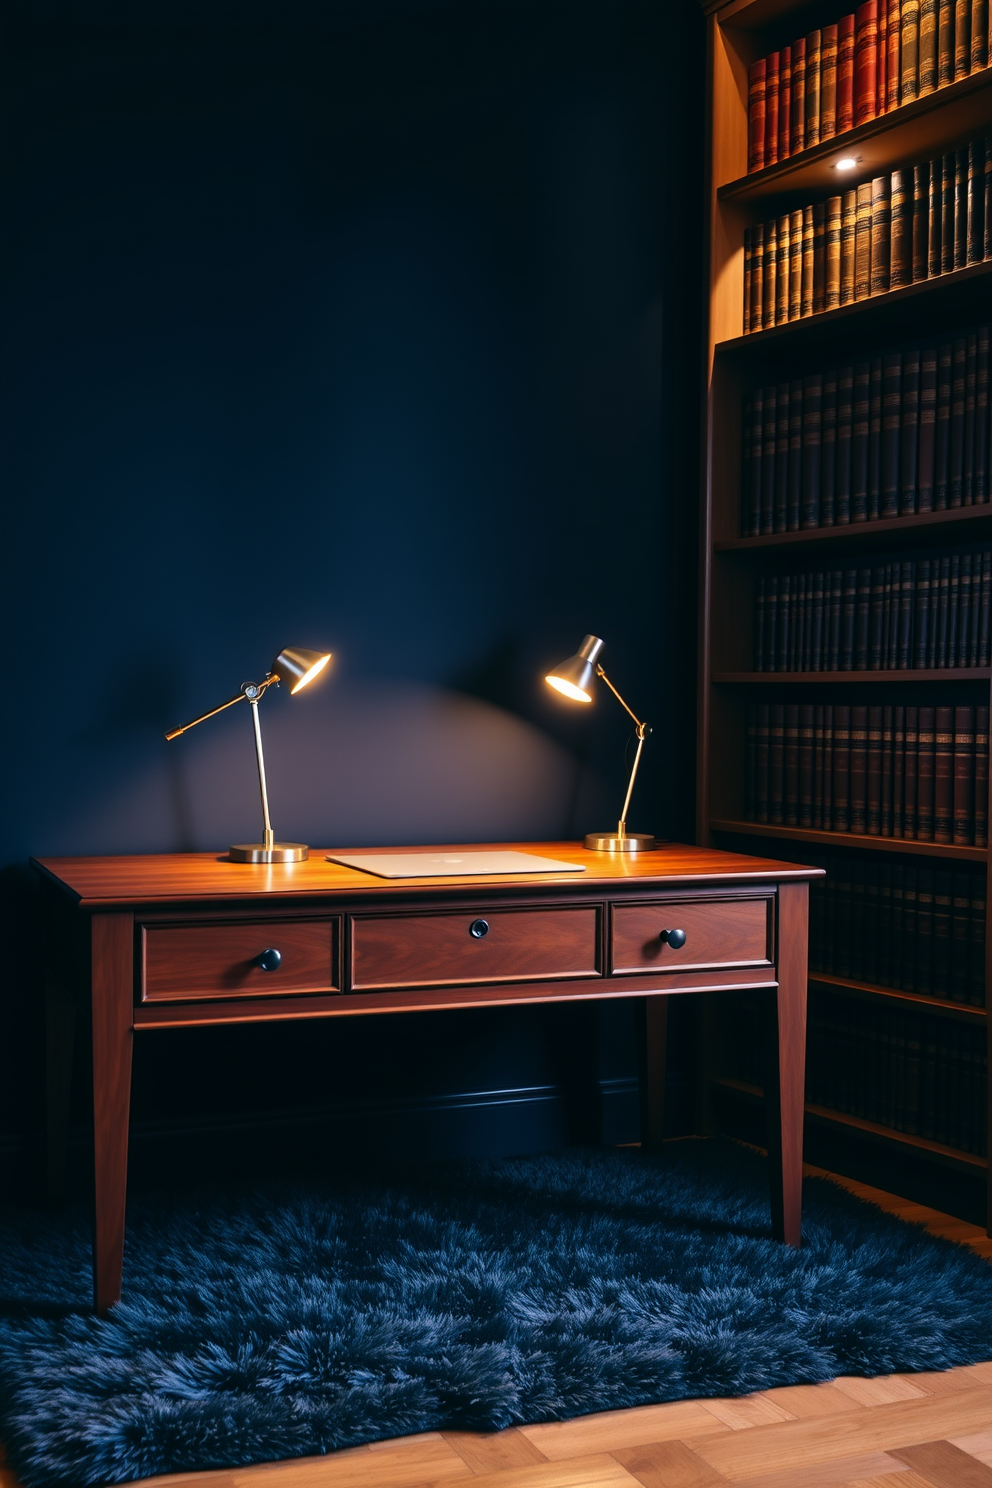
766, 881, 808, 1247
636, 996, 668, 1151
91, 913, 133, 1310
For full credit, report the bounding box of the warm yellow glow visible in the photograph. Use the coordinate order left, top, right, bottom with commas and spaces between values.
546, 674, 592, 702
834, 156, 859, 171
291, 653, 332, 693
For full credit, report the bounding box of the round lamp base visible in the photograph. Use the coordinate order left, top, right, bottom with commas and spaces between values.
229, 843, 309, 863
584, 831, 656, 853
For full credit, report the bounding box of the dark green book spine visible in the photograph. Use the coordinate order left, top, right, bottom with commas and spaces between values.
788, 376, 803, 528
852, 360, 871, 521
761, 385, 776, 531
880, 351, 902, 517
950, 336, 966, 506
975, 323, 989, 503
821, 366, 838, 525
918, 342, 937, 511
775, 380, 789, 531
836, 365, 854, 523
802, 373, 823, 528
964, 331, 977, 505
868, 355, 883, 521
901, 345, 921, 514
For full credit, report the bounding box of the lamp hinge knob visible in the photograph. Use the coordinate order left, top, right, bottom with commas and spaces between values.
256, 948, 282, 971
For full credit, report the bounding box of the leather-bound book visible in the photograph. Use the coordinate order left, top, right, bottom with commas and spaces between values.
902, 0, 921, 98
766, 576, 780, 667
821, 366, 838, 524
964, 330, 977, 504
950, 336, 966, 505
985, 137, 992, 259
915, 559, 932, 665
788, 376, 804, 527
802, 373, 823, 526
947, 555, 960, 662
836, 364, 855, 521
877, 2, 889, 108
769, 704, 786, 823
750, 386, 766, 534
755, 703, 770, 820
784, 704, 800, 825
855, 181, 873, 297
899, 561, 915, 666
838, 16, 856, 130
959, 554, 974, 664
777, 213, 791, 323
812, 202, 826, 313
892, 706, 905, 836
975, 324, 989, 503
841, 188, 858, 301
743, 397, 754, 533
765, 51, 780, 166
812, 569, 826, 666
821, 25, 839, 137
938, 555, 953, 662
928, 155, 942, 274
941, 153, 955, 273
905, 706, 920, 836
955, 0, 971, 77
789, 206, 804, 318
821, 704, 835, 826
888, 0, 903, 107
855, 2, 879, 123
934, 341, 952, 507
743, 229, 752, 335
749, 223, 764, 332
799, 705, 815, 826
746, 704, 759, 812
920, 0, 939, 91
867, 705, 884, 832
791, 37, 807, 155
856, 565, 873, 668
748, 58, 767, 172
833, 704, 852, 829
968, 867, 985, 1000
974, 705, 989, 845
852, 360, 871, 519
806, 31, 822, 148
868, 355, 883, 519
871, 175, 891, 292
826, 195, 843, 307
828, 571, 843, 668
880, 351, 902, 516
762, 385, 777, 531
841, 568, 858, 667
954, 147, 968, 268
918, 342, 937, 509
931, 874, 951, 997
762, 218, 776, 328
973, 0, 989, 69
917, 705, 936, 839
850, 705, 869, 832
778, 46, 792, 161
901, 344, 921, 513
890, 167, 912, 287
981, 554, 992, 662
938, 0, 956, 83
968, 139, 984, 262
954, 706, 976, 843
951, 873, 971, 1004
775, 380, 790, 531
934, 705, 955, 842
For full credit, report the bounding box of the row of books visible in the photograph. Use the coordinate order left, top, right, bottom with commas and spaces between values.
721, 990, 987, 1154
743, 139, 992, 333
747, 1, 992, 173
753, 554, 992, 671
741, 327, 990, 532
744, 702, 990, 843
806, 851, 985, 1002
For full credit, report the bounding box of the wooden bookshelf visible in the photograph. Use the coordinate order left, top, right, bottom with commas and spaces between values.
698, 0, 992, 1221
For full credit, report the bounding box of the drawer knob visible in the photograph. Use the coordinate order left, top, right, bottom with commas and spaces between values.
469, 918, 490, 939
660, 928, 686, 949
256, 947, 283, 971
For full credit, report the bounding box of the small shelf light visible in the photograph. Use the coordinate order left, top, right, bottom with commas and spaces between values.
833, 156, 861, 171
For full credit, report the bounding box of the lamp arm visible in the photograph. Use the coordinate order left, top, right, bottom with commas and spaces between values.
596, 666, 651, 836
595, 666, 646, 731
164, 675, 277, 742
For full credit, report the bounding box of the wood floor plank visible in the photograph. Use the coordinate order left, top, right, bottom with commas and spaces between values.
412, 1454, 641, 1488
892, 1439, 992, 1486
442, 1430, 548, 1474
830, 1377, 929, 1406
518, 1402, 731, 1460
844, 1472, 935, 1488
686, 1387, 992, 1480
700, 1453, 916, 1488
610, 1439, 732, 1487
699, 1394, 795, 1429
757, 1383, 861, 1419
950, 1431, 992, 1467
229, 1438, 471, 1488
909, 1363, 992, 1395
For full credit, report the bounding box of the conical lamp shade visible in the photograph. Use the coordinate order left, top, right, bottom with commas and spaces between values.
271, 647, 332, 694
545, 635, 604, 703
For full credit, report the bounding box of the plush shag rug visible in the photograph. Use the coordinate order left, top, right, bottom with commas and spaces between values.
2, 1138, 991, 1487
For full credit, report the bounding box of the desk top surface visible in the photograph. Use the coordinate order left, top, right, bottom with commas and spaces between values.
32, 841, 823, 909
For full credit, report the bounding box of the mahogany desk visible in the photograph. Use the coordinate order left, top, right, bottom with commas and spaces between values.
32, 841, 822, 1309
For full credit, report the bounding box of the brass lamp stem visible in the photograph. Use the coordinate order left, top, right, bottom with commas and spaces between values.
248, 698, 275, 851
617, 721, 650, 835
595, 666, 644, 730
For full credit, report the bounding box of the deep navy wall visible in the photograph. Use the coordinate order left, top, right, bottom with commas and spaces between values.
1, 0, 705, 1186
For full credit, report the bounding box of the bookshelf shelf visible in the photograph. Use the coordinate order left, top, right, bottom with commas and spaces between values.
808, 972, 986, 1022
710, 820, 987, 860
712, 670, 992, 683
712, 1077, 988, 1171
701, 0, 992, 1226
719, 68, 992, 206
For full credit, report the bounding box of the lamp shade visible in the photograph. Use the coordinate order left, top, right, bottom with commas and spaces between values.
271, 647, 332, 694
545, 634, 605, 703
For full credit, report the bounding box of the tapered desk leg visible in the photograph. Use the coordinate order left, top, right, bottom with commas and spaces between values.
765, 881, 808, 1247
636, 996, 668, 1151
91, 913, 134, 1309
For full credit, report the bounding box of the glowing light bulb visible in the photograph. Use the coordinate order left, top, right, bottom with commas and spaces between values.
834, 156, 860, 171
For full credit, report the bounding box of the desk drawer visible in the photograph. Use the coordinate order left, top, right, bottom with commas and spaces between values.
350, 907, 599, 990
611, 898, 772, 975
141, 918, 339, 1002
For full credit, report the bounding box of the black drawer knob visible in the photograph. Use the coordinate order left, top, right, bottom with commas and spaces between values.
469, 919, 489, 939
660, 928, 686, 949
256, 948, 282, 971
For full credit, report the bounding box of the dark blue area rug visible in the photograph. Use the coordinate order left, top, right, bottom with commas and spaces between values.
2, 1139, 992, 1487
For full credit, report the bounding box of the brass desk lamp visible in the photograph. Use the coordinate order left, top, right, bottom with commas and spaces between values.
545, 634, 656, 852
166, 646, 332, 862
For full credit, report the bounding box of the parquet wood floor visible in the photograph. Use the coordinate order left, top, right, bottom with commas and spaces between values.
3, 1165, 991, 1488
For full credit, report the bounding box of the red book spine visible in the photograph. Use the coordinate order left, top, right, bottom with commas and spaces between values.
877, 0, 888, 109
748, 58, 767, 173
855, 1, 879, 126
953, 705, 976, 845
765, 51, 780, 166
888, 0, 902, 108
838, 15, 857, 131
934, 704, 955, 843
790, 37, 807, 156
778, 46, 792, 162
